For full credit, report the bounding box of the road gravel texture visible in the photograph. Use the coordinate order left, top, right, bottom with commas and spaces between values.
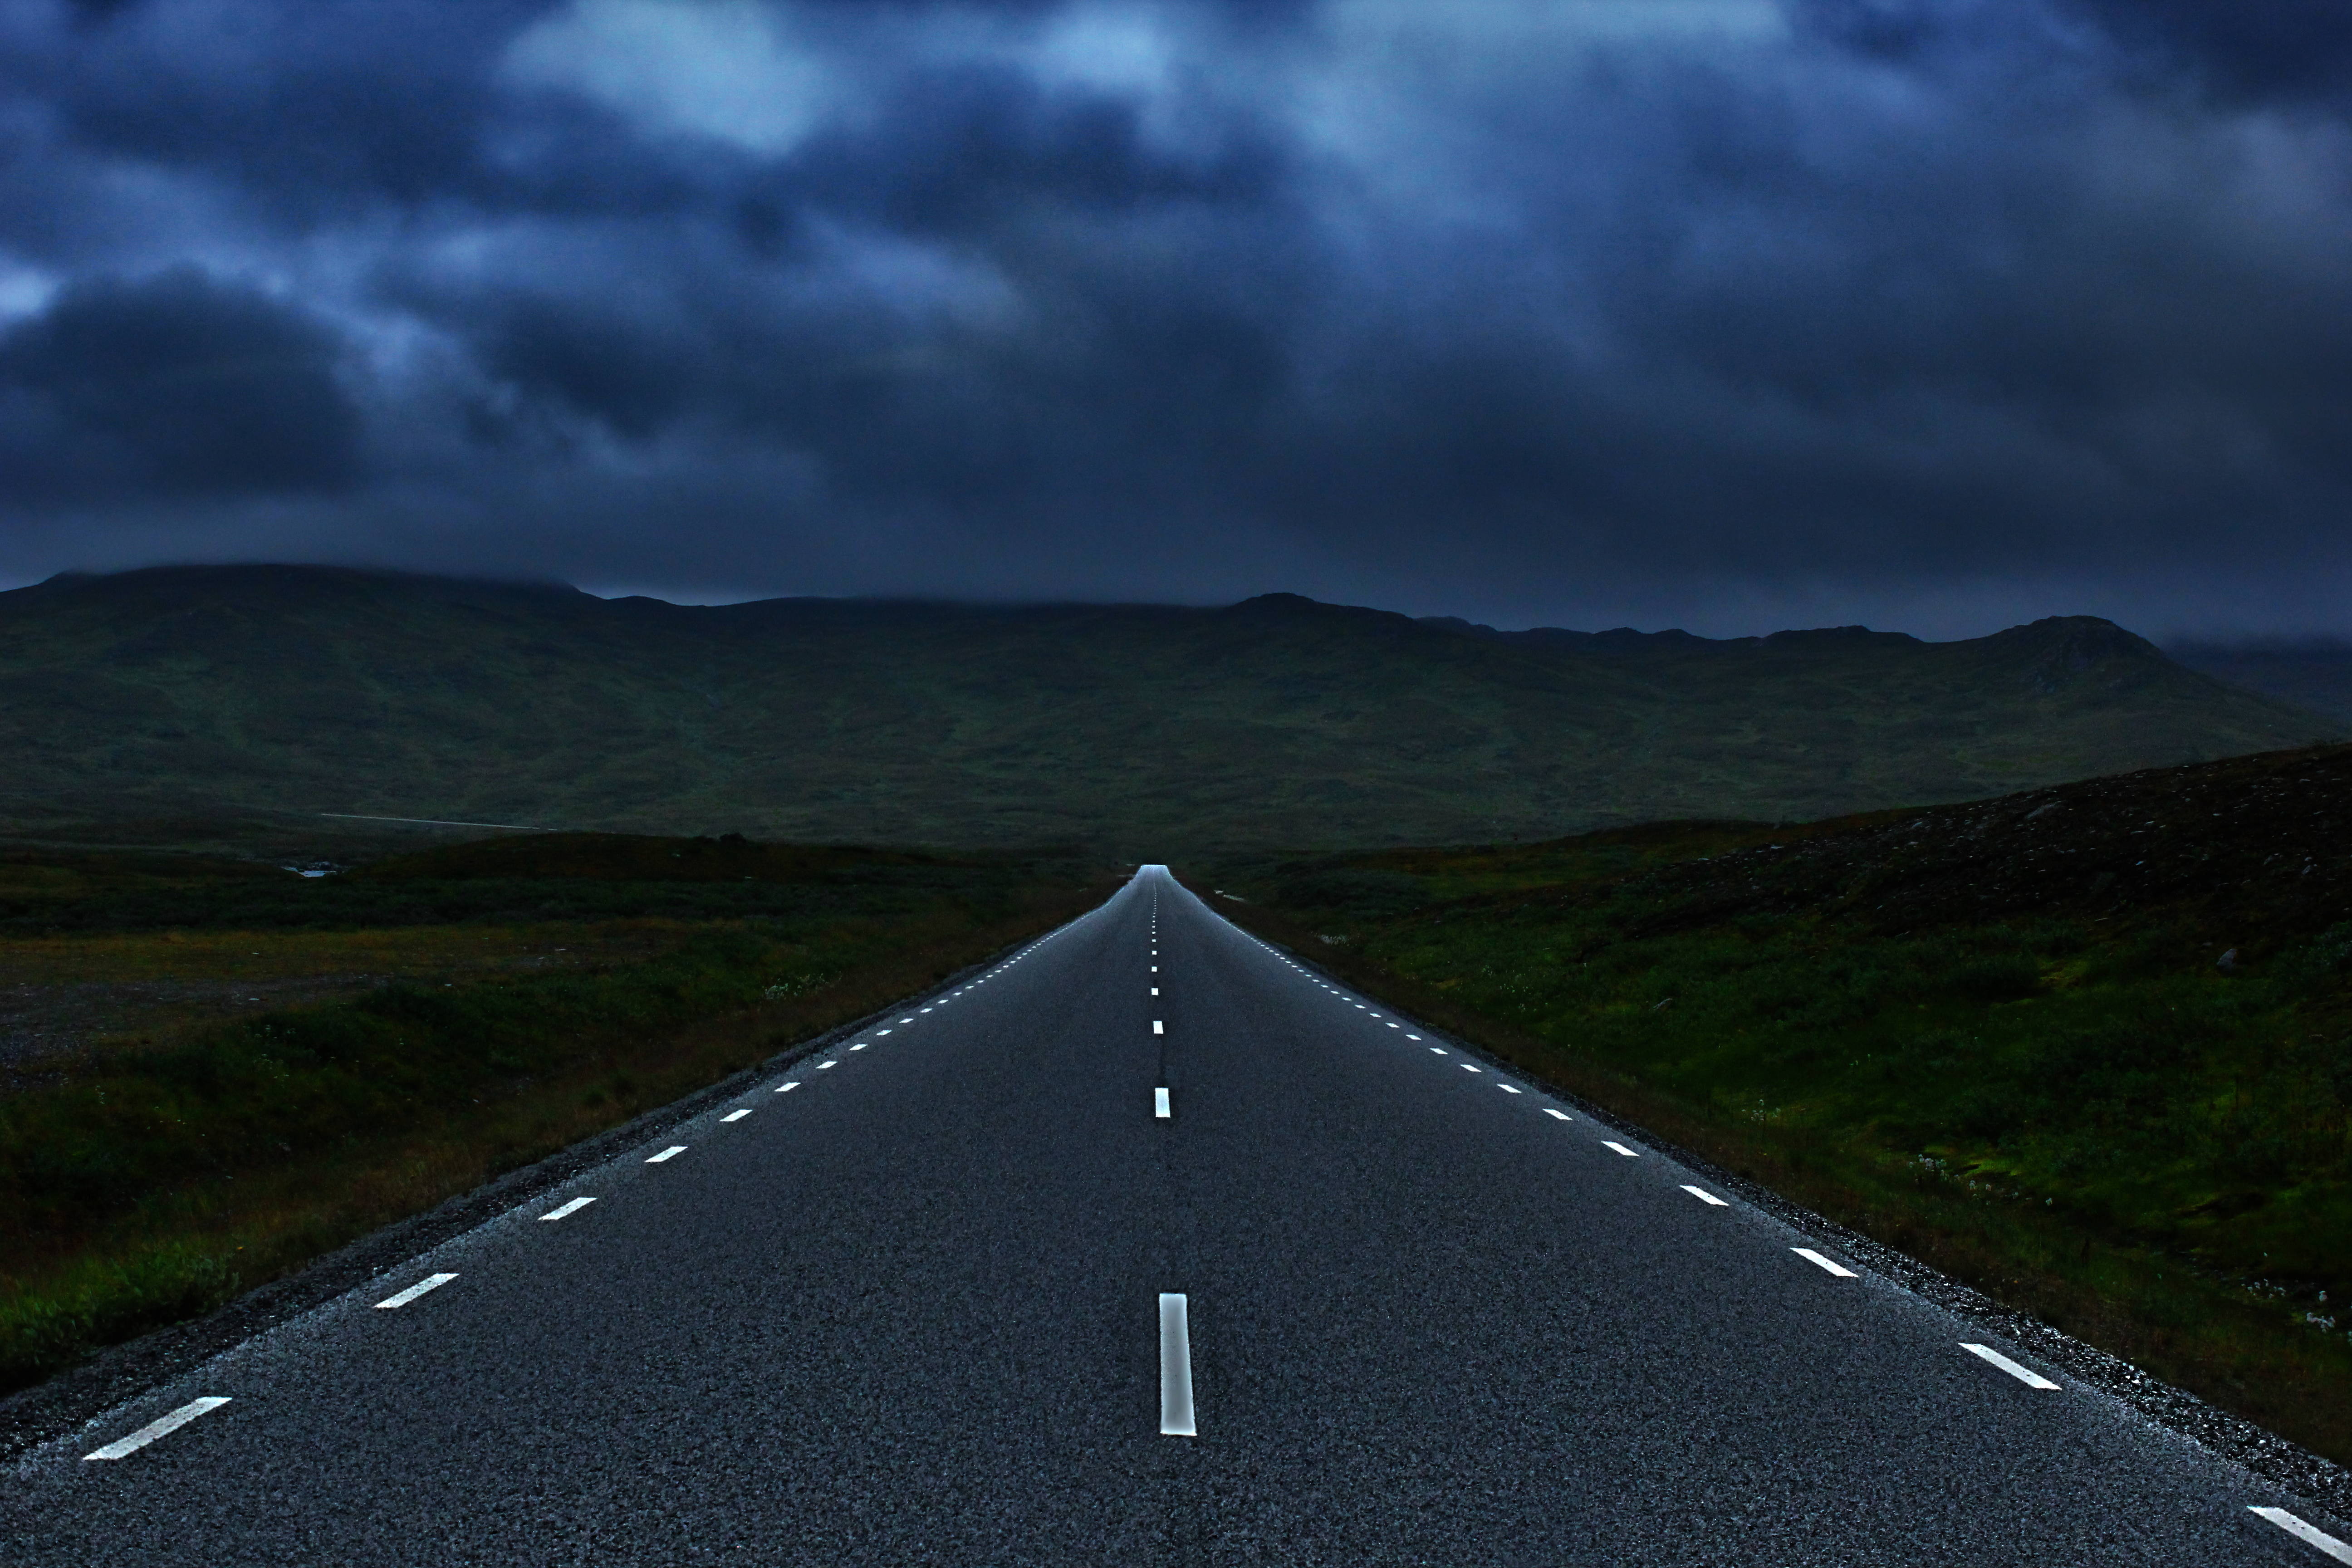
5, 869, 2348, 1564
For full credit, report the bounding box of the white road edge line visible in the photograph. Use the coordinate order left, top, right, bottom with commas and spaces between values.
84, 1397, 231, 1460
1159, 1293, 1196, 1436
2251, 1507, 2352, 1563
1793, 1248, 1857, 1277
722, 1109, 752, 1122
647, 1146, 686, 1162
1960, 1343, 2059, 1389
1155, 1087, 1171, 1119
540, 1196, 597, 1220
375, 1272, 458, 1309
1681, 1185, 1728, 1206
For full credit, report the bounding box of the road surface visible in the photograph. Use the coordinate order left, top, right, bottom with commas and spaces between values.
6, 867, 2347, 1564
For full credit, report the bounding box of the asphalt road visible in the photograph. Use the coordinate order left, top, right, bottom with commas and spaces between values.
7, 867, 2349, 1565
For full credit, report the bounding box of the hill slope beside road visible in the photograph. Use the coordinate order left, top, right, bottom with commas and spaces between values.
0, 565, 2333, 854
1204, 741, 2352, 1469
4, 869, 2342, 1564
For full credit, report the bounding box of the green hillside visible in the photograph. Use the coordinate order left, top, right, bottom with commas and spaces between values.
0, 566, 2332, 854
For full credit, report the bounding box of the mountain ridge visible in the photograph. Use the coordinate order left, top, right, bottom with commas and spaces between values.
0, 565, 2332, 854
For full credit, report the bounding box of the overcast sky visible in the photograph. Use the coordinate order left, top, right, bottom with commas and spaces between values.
2, 0, 2348, 637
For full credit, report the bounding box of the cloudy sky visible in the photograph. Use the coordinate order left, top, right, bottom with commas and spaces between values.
1, 0, 2348, 637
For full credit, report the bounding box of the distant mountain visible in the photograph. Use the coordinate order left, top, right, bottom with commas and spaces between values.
0, 566, 2334, 853
2169, 640, 2352, 727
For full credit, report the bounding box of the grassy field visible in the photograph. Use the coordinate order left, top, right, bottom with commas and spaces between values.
1199, 743, 2352, 1465
0, 833, 1114, 1396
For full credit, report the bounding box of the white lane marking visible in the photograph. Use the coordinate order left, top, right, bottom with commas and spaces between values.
877, 1029, 893, 1036
1386, 1022, 1400, 1029
1406, 1034, 1421, 1040
84, 1397, 231, 1460
722, 1109, 752, 1122
1155, 1087, 1171, 1119
1151, 965, 1158, 972
1497, 1084, 1523, 1094
1681, 1185, 1727, 1206
647, 1146, 687, 1162
920, 1007, 934, 1013
1603, 1142, 1639, 1157
1151, 987, 1159, 995
540, 1196, 597, 1220
900, 1016, 914, 1022
1153, 1021, 1164, 1034
1460, 1063, 1483, 1073
2252, 1508, 2352, 1563
775, 1081, 801, 1093
850, 1043, 869, 1051
1544, 1108, 1573, 1121
1429, 1047, 1448, 1055
1960, 1343, 2058, 1389
1159, 1294, 1196, 1436
1793, 1248, 1857, 1277
376, 1272, 458, 1309
817, 1060, 839, 1070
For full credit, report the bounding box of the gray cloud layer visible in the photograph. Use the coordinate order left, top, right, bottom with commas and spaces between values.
1, 0, 2348, 635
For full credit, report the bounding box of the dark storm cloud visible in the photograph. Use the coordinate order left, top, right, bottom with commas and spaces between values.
3, 0, 2352, 637
0, 266, 362, 500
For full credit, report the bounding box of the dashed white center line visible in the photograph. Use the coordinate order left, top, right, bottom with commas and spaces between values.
899, 1016, 914, 1023
1153, 1020, 1164, 1034
774, 1081, 800, 1093
1155, 1087, 1171, 1118
1960, 1343, 2058, 1388
1385, 1022, 1400, 1029
850, 1043, 869, 1051
84, 1397, 231, 1460
1497, 1084, 1523, 1094
1543, 1108, 1573, 1121
1151, 987, 1159, 995
376, 1272, 458, 1309
722, 1109, 752, 1122
647, 1146, 687, 1162
1429, 1046, 1448, 1055
1793, 1248, 1857, 1277
2251, 1508, 2352, 1563
1681, 1185, 1728, 1206
1602, 1142, 1639, 1157
540, 1196, 597, 1220
1460, 1063, 1483, 1073
1405, 1034, 1421, 1040
1159, 1293, 1196, 1436
817, 1060, 839, 1069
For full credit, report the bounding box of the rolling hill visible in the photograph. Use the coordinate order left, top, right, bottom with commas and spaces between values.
0, 565, 2332, 854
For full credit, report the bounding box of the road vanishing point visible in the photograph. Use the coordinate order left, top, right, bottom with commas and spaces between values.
8, 868, 2348, 1564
